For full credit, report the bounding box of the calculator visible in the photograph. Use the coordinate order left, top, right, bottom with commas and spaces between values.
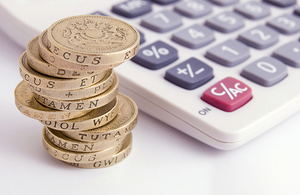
1, 0, 300, 149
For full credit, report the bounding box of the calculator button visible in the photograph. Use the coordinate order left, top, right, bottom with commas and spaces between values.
112, 0, 152, 18
171, 24, 215, 49
174, 0, 212, 18
91, 11, 108, 16
137, 30, 145, 44
267, 14, 300, 35
272, 41, 300, 68
234, 1, 270, 20
209, 0, 239, 6
201, 77, 252, 112
238, 25, 279, 49
205, 39, 250, 67
151, 0, 179, 5
294, 7, 300, 17
165, 57, 214, 90
131, 41, 178, 70
141, 10, 183, 33
205, 12, 245, 33
263, 0, 296, 7
241, 57, 287, 87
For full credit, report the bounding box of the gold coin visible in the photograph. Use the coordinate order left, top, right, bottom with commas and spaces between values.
30, 69, 114, 100
41, 96, 118, 131
44, 126, 125, 152
15, 81, 90, 120
19, 52, 103, 90
26, 36, 101, 78
65, 133, 132, 169
61, 93, 138, 142
39, 29, 121, 71
34, 74, 119, 111
47, 15, 139, 66
42, 128, 126, 163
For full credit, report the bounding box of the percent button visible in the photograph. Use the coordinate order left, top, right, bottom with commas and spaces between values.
131, 40, 178, 70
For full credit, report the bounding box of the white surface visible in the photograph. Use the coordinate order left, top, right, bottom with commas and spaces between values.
1, 28, 300, 195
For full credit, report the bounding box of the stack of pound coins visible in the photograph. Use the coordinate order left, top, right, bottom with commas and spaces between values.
14, 15, 140, 168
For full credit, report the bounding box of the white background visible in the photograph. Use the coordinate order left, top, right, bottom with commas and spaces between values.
1, 27, 300, 195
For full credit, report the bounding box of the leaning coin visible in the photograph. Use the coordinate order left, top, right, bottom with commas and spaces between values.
44, 126, 125, 152
26, 36, 102, 78
30, 69, 114, 100
15, 81, 90, 120
19, 52, 102, 90
61, 93, 138, 142
42, 128, 126, 163
47, 15, 139, 66
40, 96, 118, 131
39, 30, 121, 71
65, 133, 132, 169
34, 74, 119, 111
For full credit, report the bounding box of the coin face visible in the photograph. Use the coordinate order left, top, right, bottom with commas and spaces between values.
47, 15, 140, 65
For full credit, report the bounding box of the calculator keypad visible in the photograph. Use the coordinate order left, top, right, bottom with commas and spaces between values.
241, 57, 287, 87
132, 41, 178, 70
234, 1, 271, 20
174, 0, 213, 19
238, 25, 279, 49
171, 24, 215, 49
201, 77, 252, 112
205, 12, 245, 33
165, 57, 214, 90
141, 10, 183, 33
205, 39, 250, 67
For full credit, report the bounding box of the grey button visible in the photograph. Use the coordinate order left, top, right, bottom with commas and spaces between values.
263, 0, 296, 7
141, 10, 183, 33
152, 0, 179, 5
91, 11, 108, 16
209, 0, 239, 6
112, 0, 152, 18
294, 7, 300, 17
205, 39, 250, 67
165, 57, 214, 90
238, 25, 279, 49
205, 12, 245, 33
171, 24, 215, 49
132, 40, 178, 70
241, 57, 287, 86
272, 41, 300, 68
234, 1, 270, 20
174, 0, 212, 18
267, 14, 300, 35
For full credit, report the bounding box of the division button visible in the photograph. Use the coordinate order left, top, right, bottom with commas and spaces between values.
131, 40, 178, 70
141, 10, 183, 33
201, 77, 252, 112
205, 39, 250, 67
241, 57, 287, 86
234, 1, 270, 20
171, 24, 215, 49
112, 0, 152, 18
272, 41, 300, 67
174, 0, 212, 18
238, 25, 279, 49
165, 57, 214, 90
205, 11, 245, 33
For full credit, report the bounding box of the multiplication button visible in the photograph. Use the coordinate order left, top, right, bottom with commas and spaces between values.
201, 77, 252, 112
241, 57, 287, 87
131, 41, 178, 70
165, 58, 213, 90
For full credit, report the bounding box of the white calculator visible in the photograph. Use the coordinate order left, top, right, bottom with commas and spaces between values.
1, 0, 300, 149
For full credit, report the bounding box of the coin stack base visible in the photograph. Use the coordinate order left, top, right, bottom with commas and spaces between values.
14, 15, 140, 168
